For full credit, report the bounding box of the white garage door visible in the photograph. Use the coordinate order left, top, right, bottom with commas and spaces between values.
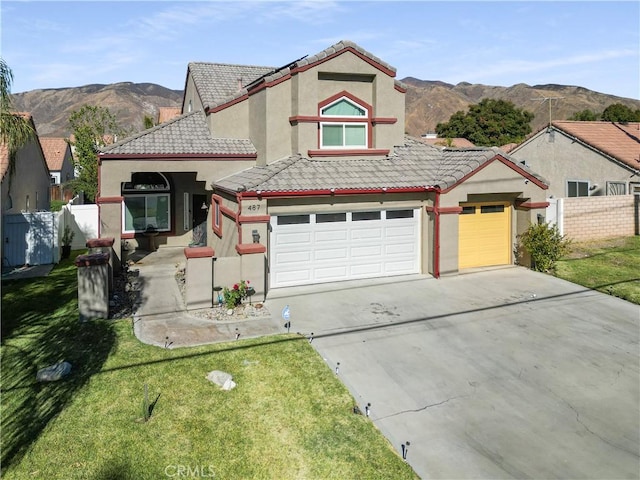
270, 209, 420, 288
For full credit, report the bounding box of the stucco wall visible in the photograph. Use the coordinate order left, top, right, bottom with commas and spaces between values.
510, 130, 636, 198
562, 195, 638, 241
1, 138, 50, 214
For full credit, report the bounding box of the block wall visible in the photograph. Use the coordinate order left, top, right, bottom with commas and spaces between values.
563, 195, 638, 241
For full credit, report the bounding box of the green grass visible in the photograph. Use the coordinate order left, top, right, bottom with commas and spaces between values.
554, 236, 640, 304
1, 253, 417, 479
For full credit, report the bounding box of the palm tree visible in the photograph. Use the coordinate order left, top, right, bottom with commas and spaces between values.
1, 58, 35, 180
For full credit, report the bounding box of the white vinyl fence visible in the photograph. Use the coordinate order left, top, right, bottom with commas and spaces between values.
2, 202, 99, 267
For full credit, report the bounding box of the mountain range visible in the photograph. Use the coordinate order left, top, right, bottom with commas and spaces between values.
11, 79, 640, 140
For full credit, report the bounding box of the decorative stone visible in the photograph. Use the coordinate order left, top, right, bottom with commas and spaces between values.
37, 361, 72, 382
206, 370, 236, 390
226, 309, 234, 316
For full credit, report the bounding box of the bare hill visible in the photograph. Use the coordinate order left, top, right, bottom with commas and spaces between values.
11, 80, 640, 139
12, 82, 183, 137
402, 77, 640, 136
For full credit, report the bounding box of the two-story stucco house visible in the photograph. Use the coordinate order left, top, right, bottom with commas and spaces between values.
39, 137, 75, 202
98, 41, 549, 298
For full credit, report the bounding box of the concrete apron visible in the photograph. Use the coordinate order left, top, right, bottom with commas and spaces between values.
264, 267, 640, 480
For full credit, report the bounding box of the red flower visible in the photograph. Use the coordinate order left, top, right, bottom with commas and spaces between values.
233, 284, 239, 290
246, 280, 250, 284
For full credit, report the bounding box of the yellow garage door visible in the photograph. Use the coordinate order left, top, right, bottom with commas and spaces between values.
458, 202, 511, 269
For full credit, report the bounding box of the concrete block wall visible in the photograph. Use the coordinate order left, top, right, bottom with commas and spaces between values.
563, 195, 637, 241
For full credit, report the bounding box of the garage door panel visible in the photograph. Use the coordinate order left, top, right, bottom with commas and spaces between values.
351, 244, 383, 258
275, 231, 312, 246
351, 227, 383, 240
271, 209, 419, 287
315, 247, 348, 261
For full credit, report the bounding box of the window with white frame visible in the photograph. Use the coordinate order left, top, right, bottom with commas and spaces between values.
320, 97, 367, 148
606, 181, 626, 195
567, 180, 589, 197
122, 172, 171, 233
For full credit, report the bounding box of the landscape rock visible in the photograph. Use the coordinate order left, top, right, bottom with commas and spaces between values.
36, 361, 72, 382
206, 370, 236, 391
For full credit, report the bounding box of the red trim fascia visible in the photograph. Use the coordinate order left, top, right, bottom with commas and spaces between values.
220, 203, 237, 220
246, 72, 292, 94
121, 233, 135, 239
238, 214, 271, 223
235, 244, 267, 255
292, 46, 396, 78
394, 84, 407, 93
96, 196, 124, 204
209, 93, 249, 113
290, 115, 397, 125
426, 206, 462, 214
319, 91, 373, 113
308, 148, 390, 157
372, 117, 397, 125
440, 156, 548, 194
212, 195, 223, 237
517, 201, 550, 210
99, 153, 256, 160
184, 246, 215, 259
243, 185, 435, 199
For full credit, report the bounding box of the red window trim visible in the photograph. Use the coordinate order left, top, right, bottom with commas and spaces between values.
212, 195, 223, 237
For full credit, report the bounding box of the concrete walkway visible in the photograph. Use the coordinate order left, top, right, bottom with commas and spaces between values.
131, 247, 281, 348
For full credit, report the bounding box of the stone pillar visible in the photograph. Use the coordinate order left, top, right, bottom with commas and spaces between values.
75, 252, 110, 321
86, 237, 115, 295
184, 246, 214, 310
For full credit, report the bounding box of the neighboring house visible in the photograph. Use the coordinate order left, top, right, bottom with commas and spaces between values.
98, 40, 548, 296
1, 114, 51, 213
157, 107, 181, 124
509, 121, 640, 199
39, 137, 75, 201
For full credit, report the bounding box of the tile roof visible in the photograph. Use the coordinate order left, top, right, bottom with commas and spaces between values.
99, 111, 256, 157
550, 121, 640, 171
214, 137, 546, 194
189, 40, 406, 110
39, 137, 70, 171
188, 63, 274, 110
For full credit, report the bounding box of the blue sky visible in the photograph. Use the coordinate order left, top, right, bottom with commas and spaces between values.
2, 1, 638, 99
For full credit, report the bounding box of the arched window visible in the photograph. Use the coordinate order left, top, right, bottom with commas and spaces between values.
122, 172, 171, 233
320, 97, 368, 149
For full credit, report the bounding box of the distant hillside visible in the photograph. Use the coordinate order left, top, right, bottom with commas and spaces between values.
12, 82, 183, 137
11, 80, 640, 139
401, 77, 640, 136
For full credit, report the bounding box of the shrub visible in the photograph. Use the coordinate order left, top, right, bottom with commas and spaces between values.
222, 280, 251, 309
517, 222, 571, 273
50, 200, 65, 212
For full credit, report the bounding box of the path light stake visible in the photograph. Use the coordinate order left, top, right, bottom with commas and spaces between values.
309, 332, 314, 343
164, 336, 173, 349
284, 321, 291, 334
335, 362, 340, 375
235, 328, 240, 341
365, 402, 371, 417
402, 441, 410, 460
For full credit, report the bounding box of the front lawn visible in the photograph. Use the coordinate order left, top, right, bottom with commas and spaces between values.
1, 255, 416, 479
554, 236, 640, 304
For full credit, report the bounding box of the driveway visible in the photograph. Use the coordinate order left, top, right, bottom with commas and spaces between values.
265, 267, 640, 479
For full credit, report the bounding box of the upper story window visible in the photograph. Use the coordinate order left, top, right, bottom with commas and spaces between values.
320, 97, 367, 149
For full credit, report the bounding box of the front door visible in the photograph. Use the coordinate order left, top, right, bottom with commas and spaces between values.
192, 194, 208, 246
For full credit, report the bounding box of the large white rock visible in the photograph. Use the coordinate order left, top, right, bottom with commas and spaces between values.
206, 370, 236, 390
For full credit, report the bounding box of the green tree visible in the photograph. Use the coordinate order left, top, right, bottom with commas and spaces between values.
67, 105, 126, 202
435, 98, 534, 146
143, 114, 155, 129
0, 58, 35, 183
600, 103, 640, 122
568, 109, 598, 121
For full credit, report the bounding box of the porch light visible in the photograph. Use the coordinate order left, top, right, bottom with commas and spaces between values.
252, 229, 260, 243
201, 202, 208, 210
